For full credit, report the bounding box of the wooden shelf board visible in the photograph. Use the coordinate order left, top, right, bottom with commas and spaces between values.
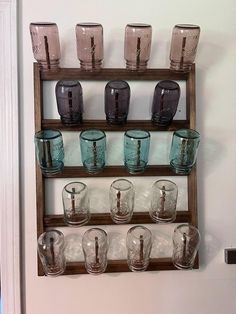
44, 165, 186, 178
38, 256, 199, 276
44, 211, 191, 227
40, 67, 189, 81
63, 258, 177, 274
42, 119, 189, 132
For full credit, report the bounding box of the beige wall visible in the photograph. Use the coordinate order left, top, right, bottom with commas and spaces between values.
20, 0, 236, 313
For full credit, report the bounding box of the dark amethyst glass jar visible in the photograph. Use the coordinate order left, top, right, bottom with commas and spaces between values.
105, 80, 130, 125
151, 80, 180, 127
55, 80, 83, 125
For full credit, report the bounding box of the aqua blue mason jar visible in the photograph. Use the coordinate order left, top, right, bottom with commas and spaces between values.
124, 129, 150, 174
34, 129, 64, 176
80, 129, 106, 174
170, 129, 200, 174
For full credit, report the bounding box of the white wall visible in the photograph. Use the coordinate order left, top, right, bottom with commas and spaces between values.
19, 0, 236, 313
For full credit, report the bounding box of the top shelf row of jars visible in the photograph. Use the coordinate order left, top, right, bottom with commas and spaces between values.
30, 22, 200, 72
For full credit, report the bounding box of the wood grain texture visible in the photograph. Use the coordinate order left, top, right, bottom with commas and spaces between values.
186, 65, 198, 227
188, 166, 198, 227
186, 64, 196, 129
34, 63, 43, 132
42, 119, 190, 132
34, 63, 45, 276
40, 67, 189, 81
44, 165, 185, 178
62, 258, 177, 275
44, 211, 191, 227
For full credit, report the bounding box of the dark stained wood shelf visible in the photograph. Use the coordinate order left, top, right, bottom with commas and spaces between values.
45, 165, 185, 178
63, 256, 198, 275
34, 63, 199, 276
42, 119, 189, 132
41, 67, 189, 81
44, 211, 191, 227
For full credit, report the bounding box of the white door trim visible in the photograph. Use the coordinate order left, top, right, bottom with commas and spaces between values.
0, 0, 21, 313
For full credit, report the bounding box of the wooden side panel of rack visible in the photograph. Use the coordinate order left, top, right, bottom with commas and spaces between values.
34, 63, 198, 276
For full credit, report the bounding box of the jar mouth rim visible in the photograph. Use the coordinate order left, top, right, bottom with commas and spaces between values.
157, 80, 180, 91
30, 22, 57, 26
106, 80, 130, 90
38, 230, 64, 246
111, 179, 133, 191
174, 129, 200, 139
35, 129, 62, 141
127, 226, 152, 243
153, 179, 177, 191
83, 228, 107, 242
64, 181, 87, 194
174, 224, 201, 238
80, 129, 106, 141
175, 24, 200, 29
125, 129, 150, 139
76, 22, 102, 27
56, 80, 82, 88
127, 23, 152, 28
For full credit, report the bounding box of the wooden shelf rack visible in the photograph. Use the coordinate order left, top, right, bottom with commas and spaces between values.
34, 63, 198, 276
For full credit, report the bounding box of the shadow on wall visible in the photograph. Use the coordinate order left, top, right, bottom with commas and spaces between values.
199, 230, 222, 270
196, 132, 226, 270
198, 28, 233, 70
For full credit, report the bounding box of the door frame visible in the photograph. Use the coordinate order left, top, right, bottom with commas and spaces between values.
0, 0, 21, 313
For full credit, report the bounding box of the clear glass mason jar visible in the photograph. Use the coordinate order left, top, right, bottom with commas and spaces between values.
62, 181, 90, 227
82, 228, 108, 275
149, 179, 178, 223
126, 225, 152, 271
38, 230, 66, 276
109, 178, 135, 224
172, 224, 200, 270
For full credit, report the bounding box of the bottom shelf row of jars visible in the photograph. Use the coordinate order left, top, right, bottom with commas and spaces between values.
38, 223, 200, 276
